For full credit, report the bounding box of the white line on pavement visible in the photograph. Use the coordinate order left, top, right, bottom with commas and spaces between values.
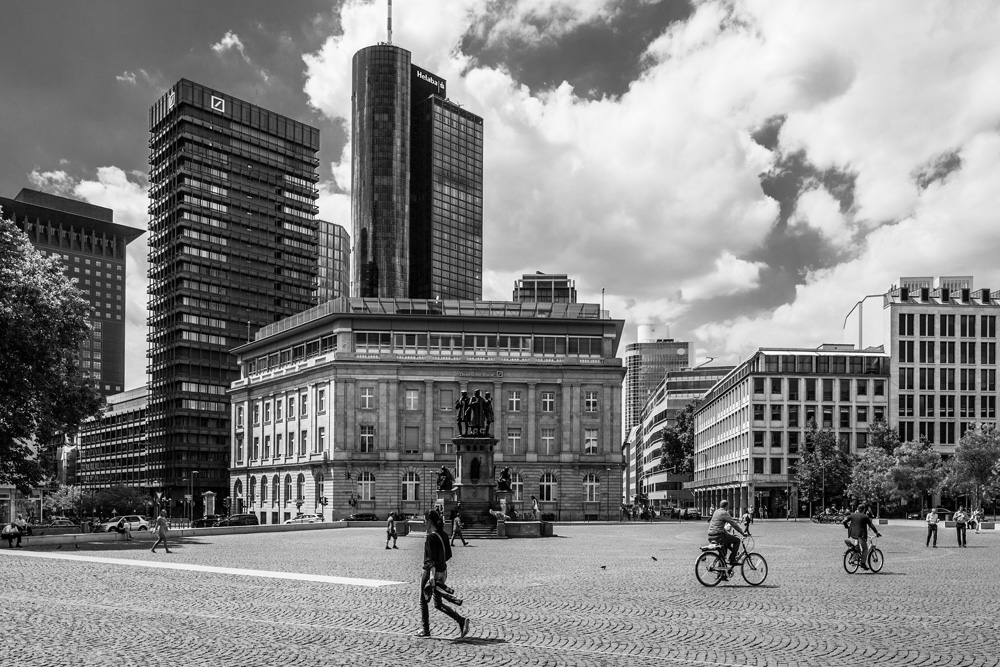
0, 550, 404, 587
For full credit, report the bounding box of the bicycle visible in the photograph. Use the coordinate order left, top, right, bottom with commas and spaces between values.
695, 533, 768, 586
843, 534, 883, 574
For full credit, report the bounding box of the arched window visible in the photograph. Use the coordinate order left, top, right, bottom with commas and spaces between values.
402, 471, 419, 501
358, 471, 375, 501
314, 473, 324, 505
249, 476, 256, 505
234, 478, 243, 497
539, 473, 557, 501
272, 475, 280, 506
296, 473, 305, 501
284, 474, 292, 503
583, 474, 600, 502
258, 476, 265, 504
512, 473, 523, 502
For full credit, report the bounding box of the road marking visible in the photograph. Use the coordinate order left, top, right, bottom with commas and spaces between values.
1, 550, 403, 587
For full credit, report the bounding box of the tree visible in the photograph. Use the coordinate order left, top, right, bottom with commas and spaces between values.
847, 447, 893, 513
867, 419, 901, 454
889, 439, 944, 512
93, 485, 149, 516
42, 484, 95, 518
950, 425, 1000, 510
659, 401, 697, 475
795, 421, 853, 514
0, 214, 102, 492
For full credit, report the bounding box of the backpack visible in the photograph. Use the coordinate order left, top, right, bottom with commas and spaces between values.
435, 531, 453, 562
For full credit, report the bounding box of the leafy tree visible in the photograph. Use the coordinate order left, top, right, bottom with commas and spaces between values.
795, 421, 853, 514
93, 485, 149, 516
659, 401, 697, 475
889, 439, 944, 512
847, 447, 893, 512
950, 425, 1000, 509
867, 419, 901, 454
0, 214, 102, 492
42, 484, 95, 519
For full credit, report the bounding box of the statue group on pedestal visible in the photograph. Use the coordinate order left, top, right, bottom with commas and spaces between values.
455, 389, 494, 437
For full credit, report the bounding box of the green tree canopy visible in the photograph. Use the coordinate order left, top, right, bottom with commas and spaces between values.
950, 425, 1000, 509
889, 439, 944, 510
867, 419, 902, 454
659, 401, 697, 475
43, 484, 96, 518
0, 213, 102, 492
848, 446, 893, 510
795, 421, 853, 512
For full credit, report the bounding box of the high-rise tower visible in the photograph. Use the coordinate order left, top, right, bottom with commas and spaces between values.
147, 79, 321, 512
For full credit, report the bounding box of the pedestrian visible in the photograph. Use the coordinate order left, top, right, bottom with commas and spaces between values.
925, 507, 938, 547
531, 496, 539, 520
451, 508, 469, 547
116, 516, 127, 537
2, 520, 21, 548
150, 509, 172, 554
386, 513, 398, 550
953, 506, 968, 548
125, 517, 133, 541
415, 509, 470, 639
973, 507, 985, 534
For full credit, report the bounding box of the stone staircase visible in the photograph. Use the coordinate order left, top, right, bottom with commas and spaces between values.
454, 522, 505, 540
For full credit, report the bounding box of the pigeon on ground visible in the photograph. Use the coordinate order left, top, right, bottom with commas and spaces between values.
600, 565, 607, 570
651, 556, 657, 561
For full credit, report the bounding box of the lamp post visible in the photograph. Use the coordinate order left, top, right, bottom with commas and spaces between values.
605, 466, 611, 521
190, 470, 199, 522
843, 294, 885, 349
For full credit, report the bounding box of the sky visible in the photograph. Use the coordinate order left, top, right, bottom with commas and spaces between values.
2, 0, 1000, 391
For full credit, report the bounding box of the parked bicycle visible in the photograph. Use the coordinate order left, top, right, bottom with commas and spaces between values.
843, 534, 883, 574
695, 533, 768, 586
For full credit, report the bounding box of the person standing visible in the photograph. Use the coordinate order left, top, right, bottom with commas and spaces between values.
386, 513, 398, 550
451, 508, 469, 547
416, 509, 470, 639
150, 509, 172, 554
925, 508, 939, 547
954, 506, 968, 547
973, 507, 985, 534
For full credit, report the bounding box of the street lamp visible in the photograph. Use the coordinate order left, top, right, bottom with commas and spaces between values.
843, 294, 884, 349
605, 467, 611, 521
190, 470, 199, 522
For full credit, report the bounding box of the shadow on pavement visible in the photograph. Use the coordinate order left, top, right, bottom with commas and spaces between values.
453, 637, 508, 645
23, 538, 207, 553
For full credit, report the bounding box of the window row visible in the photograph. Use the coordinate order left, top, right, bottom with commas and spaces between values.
898, 367, 996, 391
898, 340, 996, 364
752, 377, 886, 400
899, 313, 997, 338
753, 404, 887, 427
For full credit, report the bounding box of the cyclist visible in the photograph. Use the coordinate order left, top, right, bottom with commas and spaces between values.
842, 504, 881, 570
707, 500, 746, 577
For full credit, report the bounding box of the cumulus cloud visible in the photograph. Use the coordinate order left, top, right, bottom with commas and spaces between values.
115, 71, 137, 85
679, 252, 766, 301
790, 185, 852, 249
212, 30, 270, 83
28, 166, 150, 389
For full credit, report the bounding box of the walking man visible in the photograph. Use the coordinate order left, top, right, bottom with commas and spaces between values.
416, 509, 470, 639
150, 509, 172, 554
451, 508, 469, 547
386, 513, 398, 550
925, 508, 938, 547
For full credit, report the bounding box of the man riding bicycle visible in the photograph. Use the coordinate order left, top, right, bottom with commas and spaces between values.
707, 500, 746, 574
842, 504, 881, 570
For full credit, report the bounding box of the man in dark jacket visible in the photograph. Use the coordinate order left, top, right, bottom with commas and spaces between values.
843, 504, 882, 570
417, 509, 470, 638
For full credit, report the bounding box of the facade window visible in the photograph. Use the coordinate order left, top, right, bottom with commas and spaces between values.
288, 396, 295, 416
507, 428, 521, 455
982, 315, 996, 338
770, 432, 782, 448
753, 377, 765, 394
940, 314, 955, 337
440, 427, 454, 453
539, 473, 557, 502
358, 472, 375, 500
296, 473, 305, 501
919, 313, 935, 336
940, 341, 956, 364
961, 368, 976, 391
317, 426, 326, 452
275, 399, 283, 422
753, 431, 765, 447
770, 458, 782, 474
918, 368, 935, 391
839, 406, 851, 428
805, 379, 816, 401
982, 395, 996, 419
276, 434, 283, 457
840, 379, 850, 402
982, 342, 997, 365
753, 458, 765, 475
899, 341, 914, 363
314, 473, 324, 506
540, 428, 555, 455
252, 437, 260, 460
874, 380, 886, 396
360, 386, 375, 409
512, 474, 523, 502
402, 472, 420, 501
941, 368, 955, 391
873, 405, 885, 422
770, 405, 782, 422
770, 378, 782, 395
287, 432, 294, 457
788, 405, 799, 427
284, 475, 292, 503
441, 389, 453, 410
754, 404, 765, 421
264, 401, 271, 423
237, 405, 244, 428
941, 395, 955, 418
787, 378, 799, 401
318, 388, 327, 413
960, 315, 976, 337
300, 392, 308, 416
856, 379, 867, 396
585, 391, 599, 412
236, 435, 244, 463
856, 405, 869, 423
584, 428, 598, 454
264, 435, 271, 458
541, 391, 555, 412
360, 425, 375, 452
919, 341, 935, 363
507, 391, 521, 412
822, 379, 834, 402
788, 431, 800, 453
405, 389, 419, 410
960, 342, 976, 364
272, 476, 279, 506
259, 477, 265, 504
404, 426, 419, 453
583, 474, 600, 502
984, 369, 997, 392
301, 429, 308, 454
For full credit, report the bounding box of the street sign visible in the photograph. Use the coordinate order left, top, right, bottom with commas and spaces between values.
184, 494, 193, 501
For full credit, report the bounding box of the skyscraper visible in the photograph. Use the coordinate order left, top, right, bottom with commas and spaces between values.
512, 272, 578, 303
351, 44, 483, 300
147, 79, 321, 513
1, 188, 144, 397
623, 324, 691, 438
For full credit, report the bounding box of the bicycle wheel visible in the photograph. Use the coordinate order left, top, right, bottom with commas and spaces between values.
868, 548, 884, 573
695, 552, 725, 587
741, 552, 768, 586
843, 549, 859, 574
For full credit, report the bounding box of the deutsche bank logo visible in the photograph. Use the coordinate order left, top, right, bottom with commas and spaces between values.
211, 95, 225, 113
167, 90, 175, 109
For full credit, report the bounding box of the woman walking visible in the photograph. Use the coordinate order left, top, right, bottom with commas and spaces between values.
416, 509, 469, 639
150, 510, 172, 554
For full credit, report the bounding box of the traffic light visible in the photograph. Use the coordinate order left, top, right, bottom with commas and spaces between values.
319, 497, 328, 506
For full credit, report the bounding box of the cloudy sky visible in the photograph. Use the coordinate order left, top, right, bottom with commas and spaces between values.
3, 0, 1000, 390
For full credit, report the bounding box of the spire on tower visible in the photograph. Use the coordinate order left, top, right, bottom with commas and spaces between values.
387, 0, 393, 44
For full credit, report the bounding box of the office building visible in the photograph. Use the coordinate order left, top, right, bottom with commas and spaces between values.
317, 219, 350, 303
512, 272, 577, 303
146, 79, 321, 513
623, 324, 691, 437
689, 345, 889, 517
227, 297, 624, 522
351, 44, 483, 300
1, 189, 144, 396
77, 387, 149, 492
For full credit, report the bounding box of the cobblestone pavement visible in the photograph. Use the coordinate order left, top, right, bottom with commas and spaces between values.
1, 520, 996, 666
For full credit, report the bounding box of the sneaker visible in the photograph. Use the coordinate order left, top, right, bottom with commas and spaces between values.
460, 618, 471, 638
413, 631, 431, 638
933, 545, 937, 548
859, 564, 869, 570
392, 545, 399, 549
385, 546, 391, 550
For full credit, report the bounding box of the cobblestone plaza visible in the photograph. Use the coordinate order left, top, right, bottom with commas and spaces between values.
2, 521, 996, 666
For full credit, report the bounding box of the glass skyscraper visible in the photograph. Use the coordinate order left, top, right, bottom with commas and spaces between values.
147, 79, 321, 514
351, 44, 483, 300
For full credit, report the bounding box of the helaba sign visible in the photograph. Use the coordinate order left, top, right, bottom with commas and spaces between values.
416, 69, 444, 91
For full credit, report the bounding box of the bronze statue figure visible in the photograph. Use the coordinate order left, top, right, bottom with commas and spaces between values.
436, 465, 455, 491
483, 391, 494, 437
455, 390, 471, 436
496, 466, 512, 492
468, 389, 484, 435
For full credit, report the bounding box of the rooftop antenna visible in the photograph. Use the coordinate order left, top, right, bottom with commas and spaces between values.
387, 0, 393, 44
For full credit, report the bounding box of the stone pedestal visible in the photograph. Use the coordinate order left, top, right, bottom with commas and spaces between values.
451, 436, 499, 522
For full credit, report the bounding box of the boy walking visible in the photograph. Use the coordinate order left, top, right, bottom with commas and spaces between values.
451, 508, 469, 547
386, 513, 398, 549
925, 508, 938, 547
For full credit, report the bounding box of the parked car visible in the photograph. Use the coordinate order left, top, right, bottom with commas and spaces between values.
100, 515, 150, 532
216, 514, 259, 527
284, 514, 326, 525
340, 513, 380, 522
46, 519, 78, 528
192, 515, 220, 528
929, 507, 952, 520
683, 508, 702, 520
